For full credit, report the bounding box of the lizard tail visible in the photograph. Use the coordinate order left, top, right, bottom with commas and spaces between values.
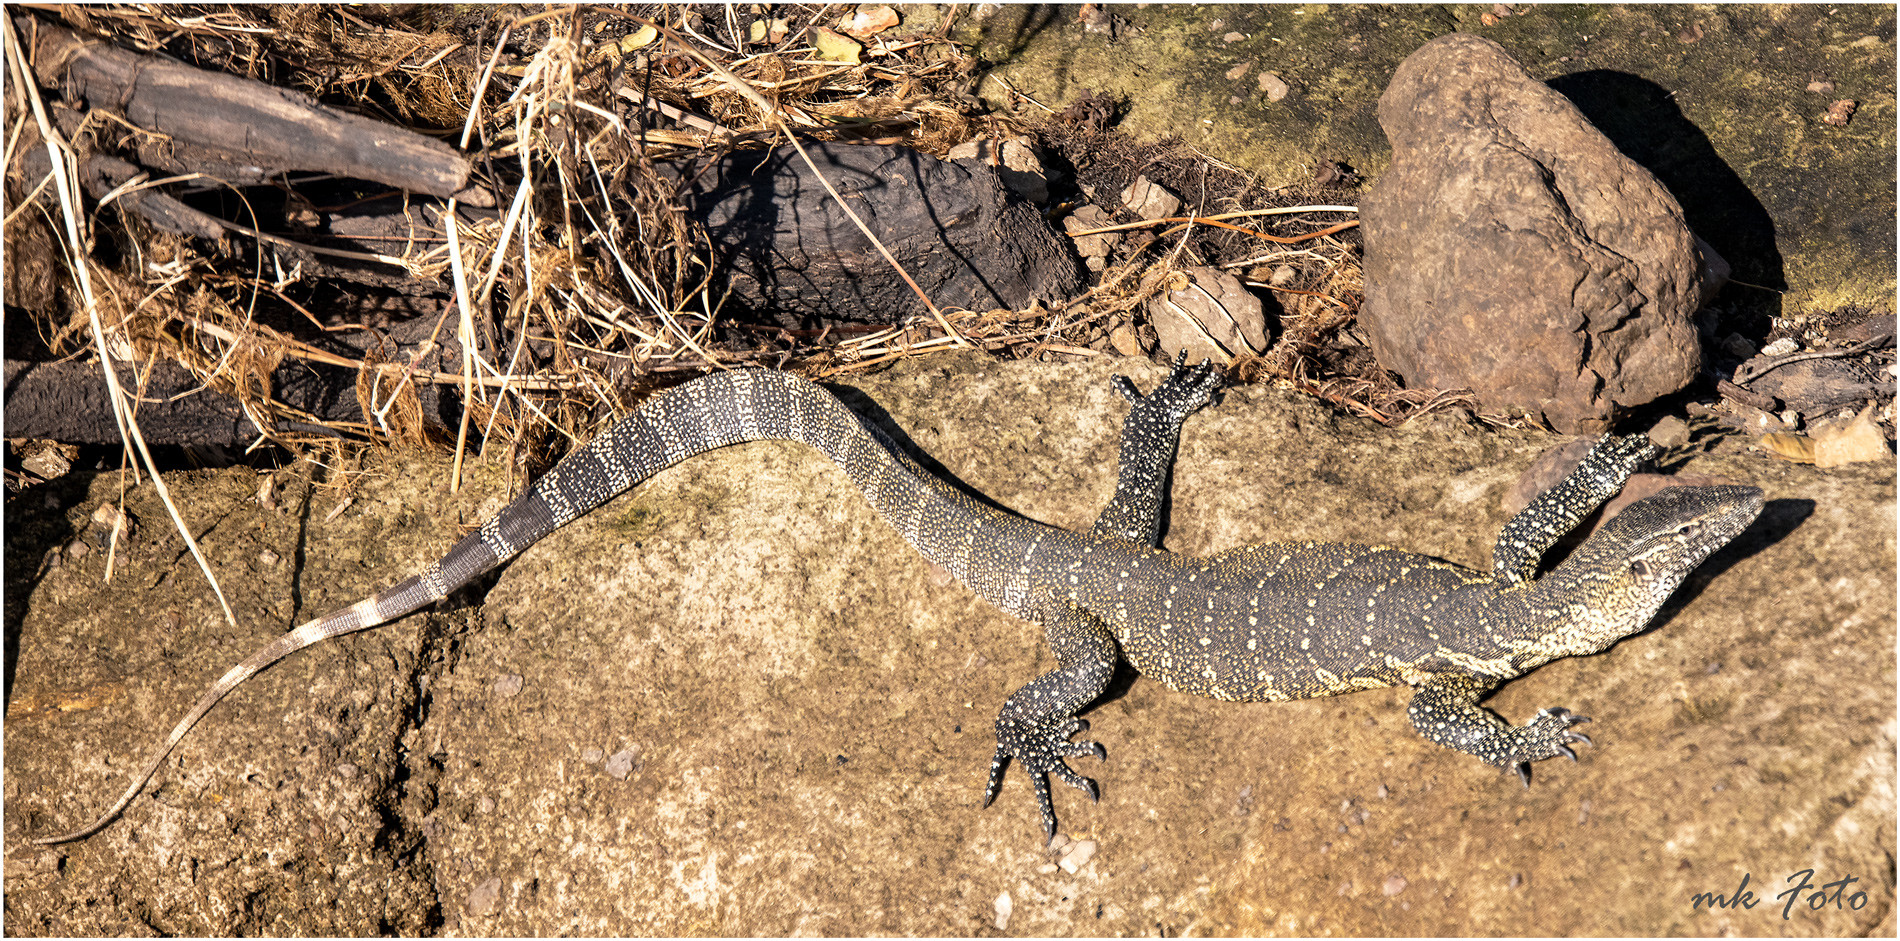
37, 369, 1034, 844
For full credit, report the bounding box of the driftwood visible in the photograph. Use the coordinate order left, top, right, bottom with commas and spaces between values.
18, 15, 484, 205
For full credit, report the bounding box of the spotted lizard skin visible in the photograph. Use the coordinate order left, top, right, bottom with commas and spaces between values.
36, 358, 1763, 844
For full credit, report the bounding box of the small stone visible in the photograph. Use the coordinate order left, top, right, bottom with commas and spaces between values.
1383, 873, 1408, 896
838, 4, 899, 38
1078, 3, 1113, 35
258, 549, 280, 566
1822, 99, 1858, 126
993, 891, 1013, 930
1062, 205, 1120, 259
1647, 415, 1692, 448
1148, 266, 1269, 365
1269, 265, 1297, 286
1057, 839, 1098, 873
1120, 176, 1181, 221
492, 673, 525, 697
580, 747, 605, 763
1811, 405, 1889, 468
1109, 324, 1142, 356
1222, 31, 1244, 43
1719, 333, 1757, 359
1225, 61, 1250, 81
1806, 79, 1837, 94
1760, 337, 1799, 356
467, 876, 504, 917
953, 137, 1051, 204
1259, 72, 1290, 101
21, 444, 74, 481
604, 746, 642, 779
811, 27, 862, 64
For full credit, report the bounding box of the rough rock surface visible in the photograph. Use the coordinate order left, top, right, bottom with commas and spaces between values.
5, 355, 1891, 935
673, 142, 1083, 329
1359, 34, 1720, 433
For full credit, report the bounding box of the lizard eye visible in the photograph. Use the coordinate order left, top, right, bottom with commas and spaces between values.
1630, 559, 1650, 578
1678, 522, 1702, 539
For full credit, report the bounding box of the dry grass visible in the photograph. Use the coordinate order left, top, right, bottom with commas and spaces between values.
6, 2, 1423, 498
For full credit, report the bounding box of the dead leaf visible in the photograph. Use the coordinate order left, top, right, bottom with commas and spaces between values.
619, 24, 657, 53
1812, 405, 1890, 467
1761, 432, 1816, 464
811, 27, 862, 64
840, 4, 900, 39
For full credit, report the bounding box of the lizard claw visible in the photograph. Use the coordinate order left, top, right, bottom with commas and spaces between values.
1113, 351, 1222, 419
984, 712, 1106, 839
1505, 708, 1595, 786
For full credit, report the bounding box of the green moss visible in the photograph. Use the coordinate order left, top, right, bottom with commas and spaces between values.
955, 2, 1894, 318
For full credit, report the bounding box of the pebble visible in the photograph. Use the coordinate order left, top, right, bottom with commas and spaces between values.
1646, 415, 1691, 448
1057, 839, 1098, 873
467, 876, 504, 916
604, 746, 642, 779
1120, 176, 1181, 221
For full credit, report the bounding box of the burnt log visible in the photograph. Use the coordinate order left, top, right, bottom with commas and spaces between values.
670, 141, 1084, 329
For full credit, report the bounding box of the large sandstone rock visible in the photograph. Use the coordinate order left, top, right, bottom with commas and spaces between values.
5, 355, 1889, 935
1360, 34, 1722, 433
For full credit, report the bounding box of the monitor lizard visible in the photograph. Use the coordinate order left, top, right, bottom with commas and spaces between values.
34, 357, 1763, 844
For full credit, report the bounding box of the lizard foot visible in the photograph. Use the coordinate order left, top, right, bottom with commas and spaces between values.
1112, 351, 1222, 423
1506, 708, 1594, 786
983, 714, 1106, 840
1585, 433, 1660, 487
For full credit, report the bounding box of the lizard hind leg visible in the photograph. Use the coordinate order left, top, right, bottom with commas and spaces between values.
1405, 672, 1594, 786
982, 603, 1120, 841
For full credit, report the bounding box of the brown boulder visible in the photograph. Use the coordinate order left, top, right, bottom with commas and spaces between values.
1360, 34, 1721, 432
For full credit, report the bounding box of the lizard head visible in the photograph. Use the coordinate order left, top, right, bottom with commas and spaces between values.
1522, 484, 1764, 659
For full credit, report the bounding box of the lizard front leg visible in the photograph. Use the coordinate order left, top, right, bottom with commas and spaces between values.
1406, 671, 1593, 785
983, 601, 1120, 841
1492, 433, 1658, 585
1091, 353, 1222, 546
